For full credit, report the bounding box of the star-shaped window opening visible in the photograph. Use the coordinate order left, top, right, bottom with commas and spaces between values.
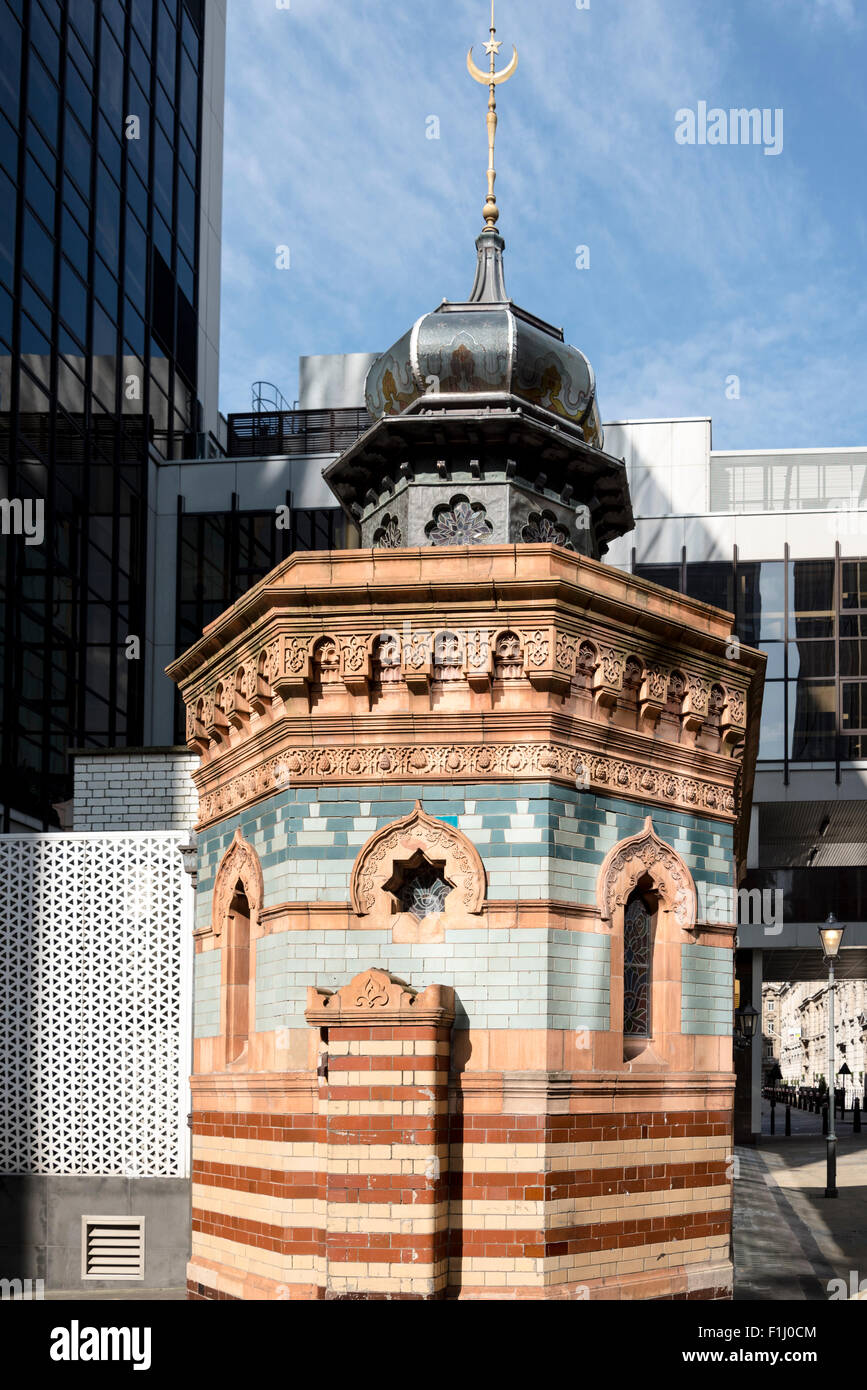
385, 850, 453, 921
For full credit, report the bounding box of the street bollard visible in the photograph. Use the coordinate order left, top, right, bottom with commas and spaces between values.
854, 1099, 861, 1134
785, 1104, 791, 1136
822, 1103, 829, 1136
770, 1100, 776, 1135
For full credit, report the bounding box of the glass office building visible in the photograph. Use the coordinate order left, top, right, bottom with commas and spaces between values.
633, 553, 867, 772
0, 0, 224, 829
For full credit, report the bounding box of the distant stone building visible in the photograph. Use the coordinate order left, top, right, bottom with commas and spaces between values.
766, 980, 867, 1098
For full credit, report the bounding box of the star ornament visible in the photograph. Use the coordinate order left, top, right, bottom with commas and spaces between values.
483, 38, 503, 55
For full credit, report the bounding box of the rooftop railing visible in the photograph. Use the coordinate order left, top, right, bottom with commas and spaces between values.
226, 407, 372, 459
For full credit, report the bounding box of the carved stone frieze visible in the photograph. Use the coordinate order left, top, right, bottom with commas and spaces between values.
194, 739, 738, 829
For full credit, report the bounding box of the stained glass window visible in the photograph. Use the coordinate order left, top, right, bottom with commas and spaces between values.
623, 896, 652, 1037
398, 866, 450, 921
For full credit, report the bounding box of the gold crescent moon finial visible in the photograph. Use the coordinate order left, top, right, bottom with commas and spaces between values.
467, 1, 518, 231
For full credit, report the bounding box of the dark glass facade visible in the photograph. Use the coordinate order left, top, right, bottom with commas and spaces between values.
0, 0, 208, 827
174, 505, 339, 739
633, 552, 867, 772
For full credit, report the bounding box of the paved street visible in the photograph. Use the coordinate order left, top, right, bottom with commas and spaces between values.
735, 1104, 867, 1300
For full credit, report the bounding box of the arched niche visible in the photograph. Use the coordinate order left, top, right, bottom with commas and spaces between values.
350, 801, 486, 942
210, 829, 264, 1071
596, 816, 699, 1068
210, 827, 264, 939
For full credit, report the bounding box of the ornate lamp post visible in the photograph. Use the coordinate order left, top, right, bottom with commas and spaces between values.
819, 914, 846, 1199
734, 1003, 759, 1049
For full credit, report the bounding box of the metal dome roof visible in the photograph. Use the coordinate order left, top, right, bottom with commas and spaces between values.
365, 229, 604, 450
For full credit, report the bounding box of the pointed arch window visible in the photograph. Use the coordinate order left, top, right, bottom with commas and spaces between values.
226, 882, 250, 1065
623, 890, 654, 1038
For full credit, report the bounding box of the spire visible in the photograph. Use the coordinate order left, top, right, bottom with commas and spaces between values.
468, 228, 508, 303
467, 0, 518, 234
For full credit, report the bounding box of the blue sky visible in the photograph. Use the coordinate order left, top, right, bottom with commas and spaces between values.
219, 0, 867, 449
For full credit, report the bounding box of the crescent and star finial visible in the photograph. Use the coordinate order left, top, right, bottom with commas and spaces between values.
466, 0, 518, 231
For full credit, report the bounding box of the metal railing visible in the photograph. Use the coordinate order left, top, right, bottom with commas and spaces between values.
226, 407, 372, 459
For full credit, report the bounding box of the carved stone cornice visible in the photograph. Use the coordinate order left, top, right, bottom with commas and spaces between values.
167, 548, 744, 686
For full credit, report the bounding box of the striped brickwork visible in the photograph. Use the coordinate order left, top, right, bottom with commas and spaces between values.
317, 1023, 452, 1299
446, 1096, 733, 1300
188, 1086, 326, 1301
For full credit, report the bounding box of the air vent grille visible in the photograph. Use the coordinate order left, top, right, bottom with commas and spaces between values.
82, 1217, 145, 1280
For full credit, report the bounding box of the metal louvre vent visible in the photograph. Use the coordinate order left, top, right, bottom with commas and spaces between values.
82, 1217, 145, 1280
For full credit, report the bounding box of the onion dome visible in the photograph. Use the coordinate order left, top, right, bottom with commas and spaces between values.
366, 228, 604, 451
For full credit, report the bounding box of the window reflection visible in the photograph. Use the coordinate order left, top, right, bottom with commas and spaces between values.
789, 680, 836, 761
633, 551, 867, 765
1, 0, 206, 822
736, 561, 785, 643
757, 683, 784, 760
842, 562, 867, 610
789, 559, 834, 639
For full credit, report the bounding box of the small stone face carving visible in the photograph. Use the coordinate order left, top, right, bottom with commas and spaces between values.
521, 510, 574, 549
426, 496, 493, 546
373, 634, 402, 685
667, 671, 686, 705
373, 514, 403, 549
313, 639, 340, 683
433, 632, 464, 683
494, 631, 523, 680
576, 641, 597, 675
624, 656, 644, 689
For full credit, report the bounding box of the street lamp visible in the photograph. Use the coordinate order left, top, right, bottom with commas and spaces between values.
735, 1003, 759, 1045
819, 913, 846, 1199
